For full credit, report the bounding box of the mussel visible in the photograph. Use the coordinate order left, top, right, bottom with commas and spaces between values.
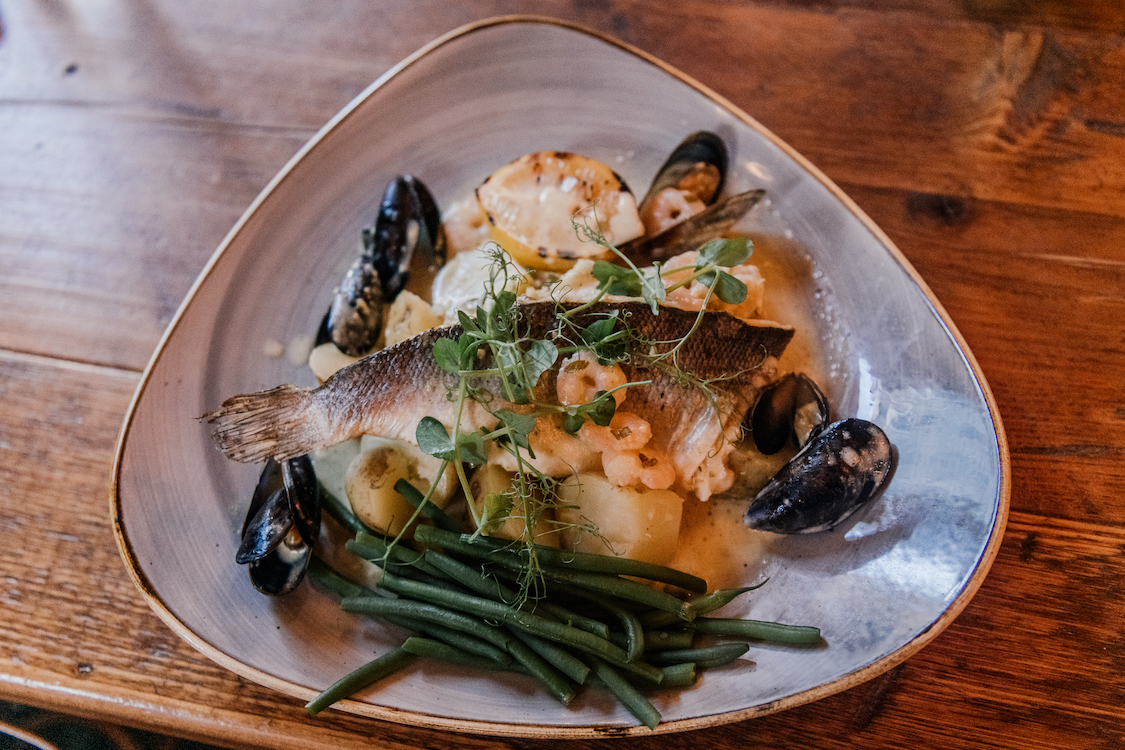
237, 455, 320, 595
638, 131, 728, 236
749, 372, 831, 455
744, 418, 893, 534
321, 175, 447, 356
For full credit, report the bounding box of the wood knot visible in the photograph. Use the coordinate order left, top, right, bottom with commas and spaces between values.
905, 192, 974, 228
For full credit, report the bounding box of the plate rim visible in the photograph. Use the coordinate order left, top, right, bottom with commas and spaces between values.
110, 14, 1011, 738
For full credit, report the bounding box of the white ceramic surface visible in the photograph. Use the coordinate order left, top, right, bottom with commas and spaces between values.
112, 17, 1009, 737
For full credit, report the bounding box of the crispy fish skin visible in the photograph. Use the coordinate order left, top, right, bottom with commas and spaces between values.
205, 301, 793, 464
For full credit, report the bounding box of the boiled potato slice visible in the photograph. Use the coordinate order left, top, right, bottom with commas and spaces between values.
469, 464, 559, 547
345, 436, 456, 536
383, 290, 443, 348
555, 473, 683, 565
476, 151, 645, 271
308, 342, 359, 384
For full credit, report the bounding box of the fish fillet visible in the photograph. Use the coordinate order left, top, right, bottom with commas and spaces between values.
205, 301, 793, 467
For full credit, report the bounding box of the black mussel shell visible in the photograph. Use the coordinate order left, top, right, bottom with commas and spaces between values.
241, 457, 285, 538
236, 483, 291, 564
750, 373, 831, 455
247, 532, 312, 596
405, 175, 448, 269
314, 307, 333, 348
327, 256, 385, 357
282, 454, 320, 546
620, 189, 765, 263
744, 418, 893, 534
366, 175, 446, 300
640, 131, 729, 211
322, 175, 447, 357
237, 456, 320, 595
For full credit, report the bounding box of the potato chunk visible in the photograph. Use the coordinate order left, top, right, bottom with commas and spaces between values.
344, 436, 455, 536
308, 342, 359, 384
555, 473, 683, 565
468, 464, 558, 546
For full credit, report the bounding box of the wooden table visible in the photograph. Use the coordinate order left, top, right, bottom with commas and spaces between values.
2, 1, 1122, 748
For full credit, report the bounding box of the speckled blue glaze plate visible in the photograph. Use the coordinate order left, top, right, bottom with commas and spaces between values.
112, 16, 1009, 737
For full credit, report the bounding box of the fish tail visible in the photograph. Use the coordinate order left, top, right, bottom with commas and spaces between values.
204, 384, 324, 463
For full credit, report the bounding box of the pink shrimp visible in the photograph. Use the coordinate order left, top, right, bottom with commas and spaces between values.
556, 350, 628, 408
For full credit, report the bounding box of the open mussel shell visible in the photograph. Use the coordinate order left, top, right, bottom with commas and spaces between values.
236, 484, 292, 564
744, 418, 893, 534
368, 174, 446, 299
247, 532, 313, 597
281, 454, 320, 545
324, 175, 447, 357
236, 456, 320, 595
619, 188, 764, 263
327, 256, 385, 357
639, 130, 728, 212
405, 174, 448, 270
750, 372, 831, 455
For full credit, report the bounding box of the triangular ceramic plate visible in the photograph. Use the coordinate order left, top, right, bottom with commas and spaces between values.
113, 16, 1009, 737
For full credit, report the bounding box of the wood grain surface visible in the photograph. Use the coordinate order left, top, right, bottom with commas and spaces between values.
1, 1, 1122, 748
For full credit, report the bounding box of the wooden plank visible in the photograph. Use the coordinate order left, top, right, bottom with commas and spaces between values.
2, 2, 1123, 371
2, 2, 1123, 213
1, 349, 1121, 747
0, 105, 309, 369
609, 3, 1125, 218
754, 0, 1125, 34
1, 1, 1123, 747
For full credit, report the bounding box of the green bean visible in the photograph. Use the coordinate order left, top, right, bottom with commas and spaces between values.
378, 573, 661, 682
318, 483, 376, 537
353, 531, 426, 567
586, 656, 661, 730
508, 629, 590, 685
692, 617, 822, 644
415, 529, 692, 620
401, 637, 506, 672
309, 558, 509, 665
350, 533, 449, 580
340, 594, 575, 705
617, 661, 698, 690
394, 478, 466, 534
560, 586, 645, 663
638, 583, 767, 628
500, 632, 577, 706
487, 565, 612, 639
646, 642, 749, 669
390, 615, 511, 666
536, 602, 612, 640
379, 572, 613, 657
610, 629, 695, 652
344, 539, 412, 574
652, 661, 697, 688
687, 584, 766, 617
342, 595, 509, 652
308, 556, 370, 599
535, 567, 693, 622
414, 526, 706, 592
419, 551, 591, 683
643, 628, 695, 651
305, 647, 414, 715
422, 549, 515, 602
425, 550, 608, 641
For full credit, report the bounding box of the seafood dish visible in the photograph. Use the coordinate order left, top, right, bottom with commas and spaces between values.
203, 132, 895, 726
111, 19, 1007, 737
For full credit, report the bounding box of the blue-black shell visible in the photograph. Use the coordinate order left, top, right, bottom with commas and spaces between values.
744, 418, 892, 534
